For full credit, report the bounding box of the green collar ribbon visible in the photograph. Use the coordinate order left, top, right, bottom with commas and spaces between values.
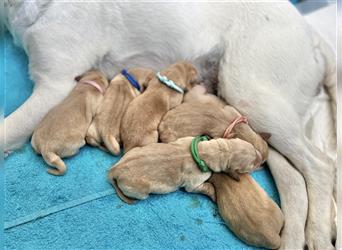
191, 135, 211, 172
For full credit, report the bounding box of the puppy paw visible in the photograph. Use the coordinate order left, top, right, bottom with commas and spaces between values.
104, 135, 121, 156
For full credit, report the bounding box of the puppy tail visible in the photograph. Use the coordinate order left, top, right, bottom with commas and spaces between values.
42, 152, 67, 176
103, 135, 121, 156
108, 170, 135, 204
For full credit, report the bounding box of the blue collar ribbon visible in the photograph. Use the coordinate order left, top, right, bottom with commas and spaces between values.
156, 72, 184, 94
121, 69, 141, 92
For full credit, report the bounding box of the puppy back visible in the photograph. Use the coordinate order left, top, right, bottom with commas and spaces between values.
209, 173, 284, 249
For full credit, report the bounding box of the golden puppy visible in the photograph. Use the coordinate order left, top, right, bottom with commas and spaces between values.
159, 85, 270, 162
159, 85, 283, 249
31, 70, 109, 175
121, 61, 197, 152
209, 173, 284, 249
86, 68, 154, 155
108, 136, 261, 203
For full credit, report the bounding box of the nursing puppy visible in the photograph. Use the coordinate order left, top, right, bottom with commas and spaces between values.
121, 61, 197, 152
31, 70, 109, 175
159, 85, 269, 162
86, 68, 154, 155
108, 136, 261, 203
159, 85, 284, 248
209, 173, 284, 249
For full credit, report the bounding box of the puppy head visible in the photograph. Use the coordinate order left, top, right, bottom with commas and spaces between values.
128, 68, 155, 92
165, 61, 198, 91
183, 85, 207, 103
183, 61, 198, 86
75, 70, 109, 90
226, 139, 260, 174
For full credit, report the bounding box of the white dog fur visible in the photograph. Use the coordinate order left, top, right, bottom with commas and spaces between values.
3, 1, 336, 249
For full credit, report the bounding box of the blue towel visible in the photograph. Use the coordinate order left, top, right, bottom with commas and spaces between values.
3, 32, 279, 249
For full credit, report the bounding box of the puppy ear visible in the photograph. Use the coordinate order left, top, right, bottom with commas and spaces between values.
141, 71, 155, 91
189, 67, 198, 84
229, 171, 240, 182
259, 132, 271, 141
74, 75, 83, 82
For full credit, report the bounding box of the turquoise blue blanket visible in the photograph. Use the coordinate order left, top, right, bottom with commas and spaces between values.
3, 32, 279, 250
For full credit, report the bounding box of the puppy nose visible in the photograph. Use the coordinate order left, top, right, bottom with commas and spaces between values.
253, 150, 262, 169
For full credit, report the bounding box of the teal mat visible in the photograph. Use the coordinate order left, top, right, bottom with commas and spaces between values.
3, 32, 279, 249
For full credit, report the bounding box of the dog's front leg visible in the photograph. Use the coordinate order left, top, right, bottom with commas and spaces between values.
5, 84, 74, 152
4, 20, 106, 152
267, 148, 307, 249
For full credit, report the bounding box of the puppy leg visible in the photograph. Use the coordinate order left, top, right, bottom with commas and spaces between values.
267, 148, 307, 250
118, 181, 150, 200
188, 182, 216, 202
86, 123, 101, 147
103, 134, 121, 156
125, 131, 159, 153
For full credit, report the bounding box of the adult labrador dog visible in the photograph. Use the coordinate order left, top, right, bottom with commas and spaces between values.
3, 2, 336, 249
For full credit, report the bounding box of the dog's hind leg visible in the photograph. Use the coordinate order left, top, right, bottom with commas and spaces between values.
255, 106, 335, 250
267, 148, 307, 250
287, 143, 335, 250
217, 19, 335, 248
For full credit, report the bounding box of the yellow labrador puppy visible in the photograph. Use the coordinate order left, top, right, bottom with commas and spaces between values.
108, 136, 261, 203
209, 173, 284, 249
121, 61, 197, 152
86, 68, 154, 155
158, 85, 283, 249
159, 85, 270, 162
31, 70, 109, 175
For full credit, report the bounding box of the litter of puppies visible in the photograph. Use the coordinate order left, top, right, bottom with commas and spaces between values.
31, 61, 284, 249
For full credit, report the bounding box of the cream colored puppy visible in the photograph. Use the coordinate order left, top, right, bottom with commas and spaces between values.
31, 70, 109, 175
121, 61, 197, 152
159, 85, 269, 163
209, 173, 284, 249
108, 136, 260, 203
86, 68, 154, 155
158, 85, 284, 248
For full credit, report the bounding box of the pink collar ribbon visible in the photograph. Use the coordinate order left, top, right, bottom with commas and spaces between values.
223, 116, 248, 139
79, 80, 104, 95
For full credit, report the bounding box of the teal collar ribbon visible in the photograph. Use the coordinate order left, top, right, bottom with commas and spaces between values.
190, 135, 211, 172
156, 72, 184, 94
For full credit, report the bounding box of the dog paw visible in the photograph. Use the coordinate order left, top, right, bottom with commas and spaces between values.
306, 241, 335, 250
305, 225, 334, 250
279, 227, 305, 250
